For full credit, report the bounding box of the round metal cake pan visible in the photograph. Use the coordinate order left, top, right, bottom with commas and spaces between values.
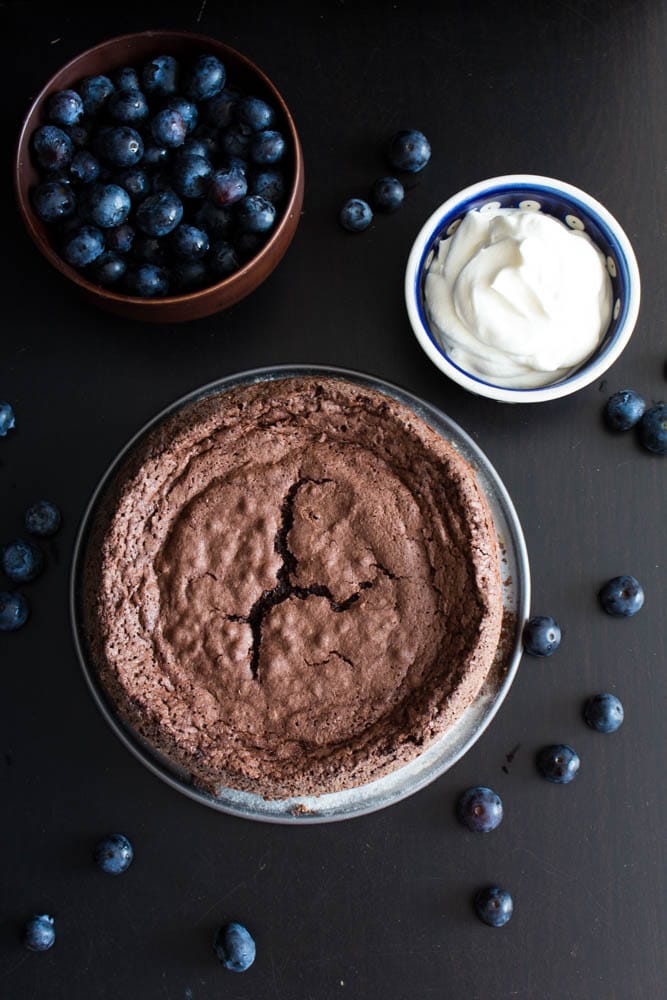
70, 365, 531, 824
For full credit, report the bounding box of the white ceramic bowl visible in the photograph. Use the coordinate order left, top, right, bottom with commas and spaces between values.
405, 174, 641, 404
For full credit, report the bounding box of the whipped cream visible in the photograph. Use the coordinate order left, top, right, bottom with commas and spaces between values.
424, 206, 613, 388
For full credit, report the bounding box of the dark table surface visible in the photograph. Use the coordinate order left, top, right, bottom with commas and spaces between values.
1, 2, 666, 998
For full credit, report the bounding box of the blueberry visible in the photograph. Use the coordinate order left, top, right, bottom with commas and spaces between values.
185, 54, 225, 102
238, 95, 275, 131
250, 129, 285, 165
47, 88, 84, 127
193, 201, 233, 240
172, 259, 208, 291
90, 251, 127, 286
237, 195, 276, 233
113, 67, 141, 93
136, 191, 183, 237
604, 389, 645, 431
142, 55, 179, 97
227, 156, 248, 177
339, 198, 373, 233
23, 914, 55, 952
25, 500, 61, 538
32, 180, 76, 223
213, 922, 256, 972
221, 124, 253, 159
638, 403, 667, 455
69, 150, 100, 185
66, 123, 90, 149
204, 89, 238, 128
171, 224, 209, 259
142, 144, 170, 169
457, 786, 503, 833
99, 126, 144, 167
522, 615, 561, 656
108, 88, 149, 125
164, 96, 198, 134
181, 137, 211, 161
171, 154, 212, 199
151, 109, 187, 149
79, 75, 115, 116
598, 574, 644, 617
388, 129, 431, 173
85, 184, 131, 229
249, 169, 285, 203
2, 539, 43, 583
0, 591, 28, 630
133, 236, 168, 266
536, 744, 580, 784
584, 692, 624, 733
94, 833, 134, 875
63, 225, 105, 268
372, 176, 404, 212
32, 125, 73, 172
106, 222, 135, 254
0, 401, 15, 436
114, 167, 150, 201
473, 887, 513, 928
208, 240, 239, 278
125, 264, 169, 297
209, 167, 247, 206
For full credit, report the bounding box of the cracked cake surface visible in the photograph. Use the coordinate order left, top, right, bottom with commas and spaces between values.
83, 376, 503, 798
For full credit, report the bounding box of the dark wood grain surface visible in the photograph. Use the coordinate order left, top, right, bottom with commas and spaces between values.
1, 2, 666, 998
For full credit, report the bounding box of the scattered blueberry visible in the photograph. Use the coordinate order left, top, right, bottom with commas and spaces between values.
209, 240, 239, 278
604, 389, 645, 431
23, 914, 55, 952
70, 150, 100, 185
2, 539, 43, 583
151, 109, 187, 149
250, 129, 285, 164
32, 180, 76, 224
387, 129, 431, 173
142, 55, 179, 98
248, 169, 285, 204
237, 195, 276, 233
185, 54, 225, 102
457, 786, 503, 833
79, 75, 115, 116
32, 125, 73, 172
90, 251, 127, 286
583, 692, 624, 733
473, 887, 513, 928
213, 922, 256, 972
536, 744, 580, 784
340, 198, 373, 233
63, 225, 105, 268
25, 500, 61, 538
598, 575, 644, 617
522, 615, 561, 657
85, 184, 131, 229
94, 833, 134, 875
238, 95, 274, 131
136, 190, 183, 237
113, 67, 141, 93
638, 403, 667, 455
0, 591, 29, 631
125, 264, 169, 297
0, 401, 16, 436
99, 126, 144, 167
372, 176, 404, 212
171, 154, 213, 199
47, 89, 84, 127
108, 88, 149, 125
209, 167, 247, 206
164, 96, 198, 134
171, 224, 209, 259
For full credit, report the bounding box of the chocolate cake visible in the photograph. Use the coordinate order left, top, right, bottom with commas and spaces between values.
82, 376, 503, 798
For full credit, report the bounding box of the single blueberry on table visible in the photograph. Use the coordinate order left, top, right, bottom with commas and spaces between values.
372, 176, 404, 212
151, 109, 187, 149
79, 74, 115, 116
1, 539, 43, 583
522, 615, 561, 656
63, 225, 105, 268
208, 240, 239, 278
136, 191, 183, 237
90, 251, 127, 286
47, 88, 84, 127
85, 184, 131, 229
99, 126, 144, 167
387, 129, 431, 173
638, 403, 667, 455
221, 124, 253, 159
142, 55, 179, 97
172, 259, 208, 291
213, 922, 256, 972
171, 154, 213, 199
248, 168, 285, 204
238, 95, 275, 131
25, 500, 61, 538
536, 744, 580, 784
0, 591, 28, 631
32, 180, 76, 224
94, 833, 134, 875
604, 389, 645, 431
204, 88, 238, 128
598, 574, 644, 617
209, 167, 247, 206
108, 88, 149, 125
125, 264, 169, 297
171, 224, 209, 259
185, 54, 226, 102
250, 129, 285, 165
339, 198, 373, 233
457, 786, 503, 833
113, 66, 141, 93
0, 401, 16, 436
474, 887, 513, 928
32, 125, 73, 172
584, 692, 624, 733
114, 167, 150, 201
23, 914, 55, 952
164, 96, 198, 134
69, 151, 100, 185
237, 195, 276, 233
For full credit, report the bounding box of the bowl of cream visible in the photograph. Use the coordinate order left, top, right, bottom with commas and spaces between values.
405, 175, 641, 403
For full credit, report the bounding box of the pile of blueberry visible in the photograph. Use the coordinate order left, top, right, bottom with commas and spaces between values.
29, 52, 289, 297
604, 388, 667, 454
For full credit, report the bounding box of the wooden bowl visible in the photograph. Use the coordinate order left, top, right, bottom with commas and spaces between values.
14, 30, 304, 323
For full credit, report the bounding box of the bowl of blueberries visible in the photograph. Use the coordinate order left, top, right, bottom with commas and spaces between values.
15, 30, 304, 322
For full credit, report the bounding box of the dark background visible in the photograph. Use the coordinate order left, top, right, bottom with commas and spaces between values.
1, 2, 665, 997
